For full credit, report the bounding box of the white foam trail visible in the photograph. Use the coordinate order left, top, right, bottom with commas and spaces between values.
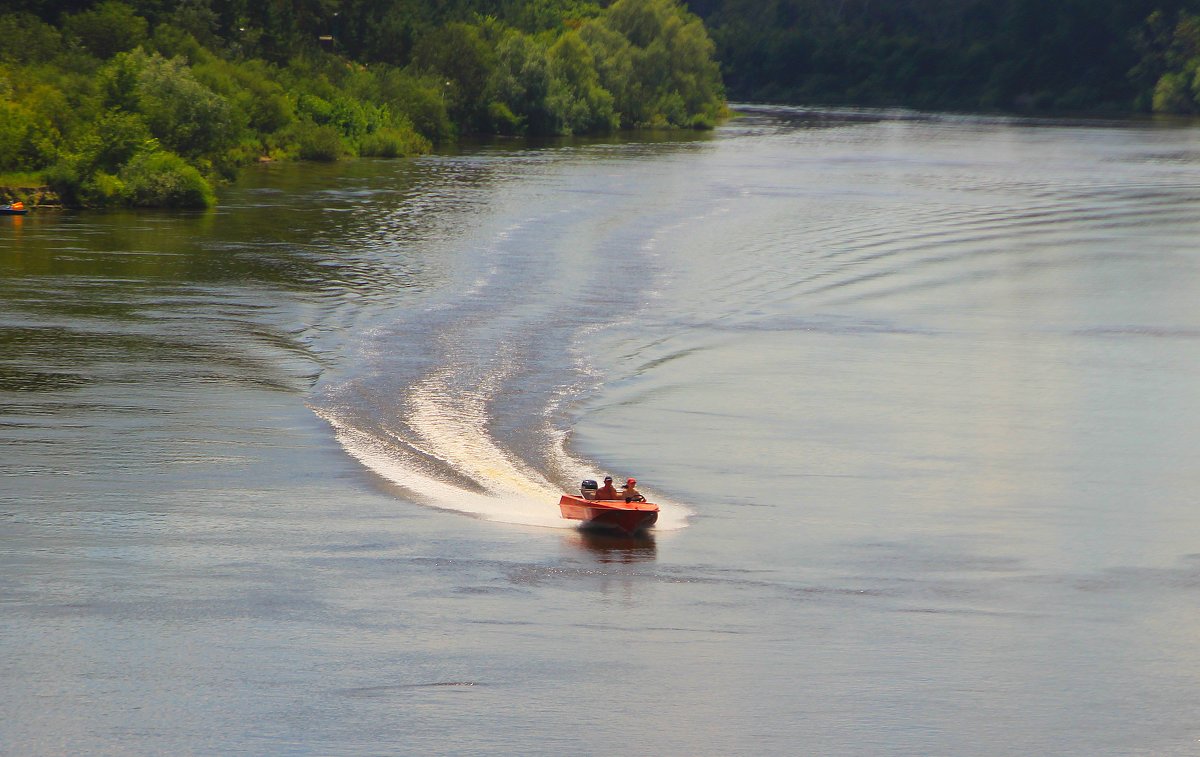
314, 385, 691, 532
313, 268, 691, 533
407, 366, 560, 501
317, 407, 570, 529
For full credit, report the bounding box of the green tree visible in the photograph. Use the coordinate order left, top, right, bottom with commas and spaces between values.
585, 0, 724, 128
62, 1, 148, 59
165, 0, 221, 49
102, 49, 235, 158
0, 73, 66, 171
487, 30, 554, 134
0, 12, 63, 64
91, 110, 157, 172
0, 100, 39, 171
370, 67, 454, 144
546, 30, 617, 134
1144, 11, 1200, 114
412, 22, 497, 133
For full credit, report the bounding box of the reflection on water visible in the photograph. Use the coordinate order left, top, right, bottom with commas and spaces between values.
572, 529, 658, 562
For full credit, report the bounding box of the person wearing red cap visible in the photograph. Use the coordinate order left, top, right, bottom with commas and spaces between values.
621, 477, 644, 502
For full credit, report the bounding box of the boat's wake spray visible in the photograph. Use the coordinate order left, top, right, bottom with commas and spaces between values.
312, 372, 689, 531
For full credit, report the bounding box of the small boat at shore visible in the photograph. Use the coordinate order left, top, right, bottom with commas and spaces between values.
558, 481, 660, 535
1, 203, 28, 215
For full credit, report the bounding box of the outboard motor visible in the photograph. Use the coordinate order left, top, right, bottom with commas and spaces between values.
580, 479, 598, 500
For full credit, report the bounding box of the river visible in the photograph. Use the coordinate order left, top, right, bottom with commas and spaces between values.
4, 107, 1200, 755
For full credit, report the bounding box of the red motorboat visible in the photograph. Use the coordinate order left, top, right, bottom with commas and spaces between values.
558, 492, 659, 535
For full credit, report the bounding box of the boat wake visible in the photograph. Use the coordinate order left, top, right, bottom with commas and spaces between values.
301, 145, 703, 534
312, 373, 690, 532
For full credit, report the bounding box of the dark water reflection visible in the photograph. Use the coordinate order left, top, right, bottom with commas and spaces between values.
573, 529, 658, 562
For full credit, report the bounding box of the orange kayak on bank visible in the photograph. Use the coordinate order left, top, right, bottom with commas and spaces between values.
558, 494, 659, 535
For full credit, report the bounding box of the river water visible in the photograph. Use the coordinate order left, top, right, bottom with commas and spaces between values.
4, 107, 1200, 755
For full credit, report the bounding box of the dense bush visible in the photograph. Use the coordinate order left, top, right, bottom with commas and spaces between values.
359, 126, 432, 158
294, 123, 347, 162
89, 111, 157, 172
120, 149, 215, 207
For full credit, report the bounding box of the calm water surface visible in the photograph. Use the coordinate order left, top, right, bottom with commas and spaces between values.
4, 108, 1200, 755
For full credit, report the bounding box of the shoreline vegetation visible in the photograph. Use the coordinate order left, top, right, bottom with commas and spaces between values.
0, 0, 726, 209
5, 1, 1200, 210
696, 0, 1200, 114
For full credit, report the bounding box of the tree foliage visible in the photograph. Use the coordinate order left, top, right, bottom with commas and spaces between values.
546, 31, 618, 134
110, 49, 235, 158
121, 149, 216, 207
0, 0, 726, 207
63, 1, 148, 59
1134, 9, 1200, 113
586, 0, 725, 127
689, 0, 1200, 112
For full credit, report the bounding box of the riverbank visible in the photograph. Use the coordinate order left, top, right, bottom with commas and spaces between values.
0, 175, 60, 208
0, 1, 725, 210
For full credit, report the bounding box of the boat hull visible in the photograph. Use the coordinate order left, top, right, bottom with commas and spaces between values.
559, 494, 659, 535
0, 208, 27, 215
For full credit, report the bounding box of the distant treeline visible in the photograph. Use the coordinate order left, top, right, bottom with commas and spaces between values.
0, 0, 725, 207
688, 0, 1200, 114
11, 0, 1200, 210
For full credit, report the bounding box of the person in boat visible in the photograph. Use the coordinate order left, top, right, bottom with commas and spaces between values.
10, 201, 23, 210
596, 475, 620, 500
621, 478, 645, 502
